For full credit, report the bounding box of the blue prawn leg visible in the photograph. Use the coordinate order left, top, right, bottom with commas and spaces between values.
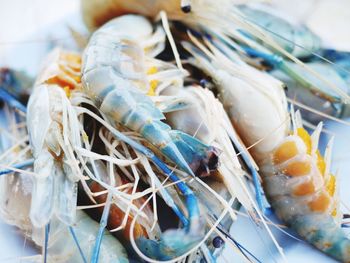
83, 110, 207, 262
0, 68, 33, 112
106, 123, 193, 226
227, 130, 265, 212
0, 88, 27, 113
43, 223, 50, 263
0, 158, 34, 175
91, 192, 113, 263
107, 125, 208, 261
69, 226, 88, 263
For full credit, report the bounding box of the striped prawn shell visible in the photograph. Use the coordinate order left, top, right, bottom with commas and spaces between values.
260, 116, 350, 262
37, 48, 81, 88
261, 122, 339, 223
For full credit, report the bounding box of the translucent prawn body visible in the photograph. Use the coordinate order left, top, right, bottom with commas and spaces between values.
183, 32, 350, 261
261, 116, 350, 262
27, 49, 82, 227
237, 5, 321, 58
82, 15, 218, 177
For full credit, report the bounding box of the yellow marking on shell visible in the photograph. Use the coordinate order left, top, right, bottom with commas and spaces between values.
147, 80, 159, 96
147, 66, 158, 75
82, 131, 89, 142
273, 141, 299, 165
331, 208, 337, 217
296, 127, 311, 154
283, 161, 311, 177
326, 174, 336, 197
64, 86, 71, 98
47, 51, 82, 91
308, 192, 330, 212
72, 74, 81, 83
13, 146, 21, 154
61, 52, 81, 77
61, 52, 82, 68
293, 181, 315, 196
316, 150, 326, 176
324, 242, 332, 249
147, 66, 158, 96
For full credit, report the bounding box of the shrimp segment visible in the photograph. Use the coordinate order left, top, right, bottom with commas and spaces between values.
262, 118, 350, 262
27, 49, 82, 227
81, 15, 218, 177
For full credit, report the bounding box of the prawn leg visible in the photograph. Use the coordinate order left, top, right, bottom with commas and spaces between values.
91, 192, 112, 263
26, 49, 83, 227
69, 226, 88, 263
0, 88, 27, 113
0, 158, 34, 175
44, 223, 50, 263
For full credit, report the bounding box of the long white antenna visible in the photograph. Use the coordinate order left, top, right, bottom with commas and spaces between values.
160, 11, 184, 71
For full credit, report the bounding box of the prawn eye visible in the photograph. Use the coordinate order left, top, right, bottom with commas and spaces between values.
212, 236, 224, 248
181, 5, 191, 13
200, 79, 209, 88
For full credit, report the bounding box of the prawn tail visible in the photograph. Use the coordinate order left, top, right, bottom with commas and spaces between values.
30, 152, 56, 228
169, 130, 219, 177
31, 152, 77, 227
55, 165, 78, 226
291, 214, 350, 262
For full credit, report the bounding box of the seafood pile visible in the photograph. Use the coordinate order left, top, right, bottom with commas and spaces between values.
1, 0, 350, 262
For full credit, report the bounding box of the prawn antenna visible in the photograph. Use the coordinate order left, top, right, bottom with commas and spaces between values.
69, 226, 88, 263
43, 223, 50, 263
215, 224, 262, 263
0, 158, 34, 175
228, 134, 265, 212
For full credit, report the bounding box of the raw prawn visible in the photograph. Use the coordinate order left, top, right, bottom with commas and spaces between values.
0, 68, 32, 113
0, 105, 129, 263
81, 14, 218, 177
184, 35, 350, 262
26, 49, 83, 227
182, 35, 289, 163
237, 5, 321, 58
79, 0, 350, 106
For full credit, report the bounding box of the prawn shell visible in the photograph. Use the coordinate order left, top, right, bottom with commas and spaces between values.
265, 131, 336, 218
262, 127, 350, 261
81, 0, 182, 31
